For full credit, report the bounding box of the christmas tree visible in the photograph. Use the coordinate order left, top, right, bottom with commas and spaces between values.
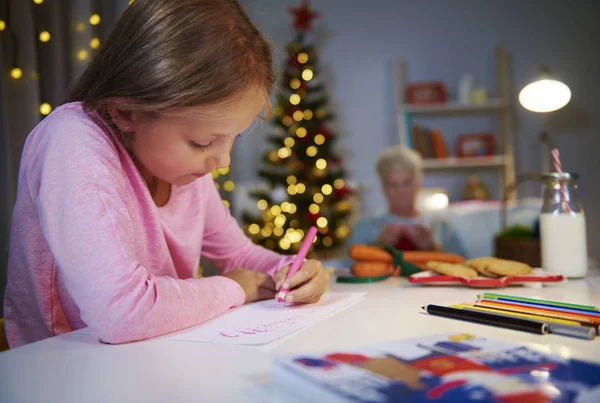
243, 0, 352, 255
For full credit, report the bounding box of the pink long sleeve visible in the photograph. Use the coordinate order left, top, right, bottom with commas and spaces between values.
4, 103, 293, 347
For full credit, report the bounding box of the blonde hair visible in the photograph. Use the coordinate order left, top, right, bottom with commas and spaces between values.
375, 145, 423, 179
68, 0, 273, 126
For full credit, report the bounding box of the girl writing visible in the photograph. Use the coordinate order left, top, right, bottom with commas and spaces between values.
4, 0, 328, 348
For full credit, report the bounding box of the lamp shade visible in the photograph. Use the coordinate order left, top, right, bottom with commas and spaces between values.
518, 66, 571, 113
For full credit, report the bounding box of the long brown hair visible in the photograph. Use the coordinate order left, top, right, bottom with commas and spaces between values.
68, 0, 273, 123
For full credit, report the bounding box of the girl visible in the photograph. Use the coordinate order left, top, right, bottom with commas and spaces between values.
4, 0, 328, 348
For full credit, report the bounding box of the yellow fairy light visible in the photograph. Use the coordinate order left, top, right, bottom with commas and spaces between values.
317, 217, 328, 228
77, 49, 89, 61
302, 69, 314, 81
334, 179, 345, 189
286, 175, 297, 185
33, 0, 44, 4
0, 20, 5, 31
290, 78, 301, 89
306, 146, 318, 157
248, 224, 260, 235
281, 147, 293, 158
309, 204, 320, 214
218, 167, 229, 175
89, 14, 101, 26
336, 225, 350, 239
284, 137, 295, 148
279, 238, 291, 250
268, 150, 279, 162
303, 110, 313, 120
289, 94, 301, 105
289, 204, 297, 214
297, 52, 308, 64
223, 180, 235, 192
337, 200, 351, 212
315, 108, 325, 119
257, 199, 268, 210
296, 183, 306, 194
314, 134, 325, 145
316, 158, 327, 170
261, 227, 272, 237
281, 202, 290, 212
296, 127, 307, 138
323, 237, 333, 247
39, 103, 52, 115
274, 215, 286, 227
39, 31, 51, 42
282, 116, 293, 126
271, 205, 282, 215
287, 185, 297, 195
322, 184, 333, 195
211, 170, 220, 179
214, 182, 220, 190
90, 37, 101, 49
75, 23, 85, 32
273, 227, 284, 237
222, 200, 230, 208
128, 0, 135, 4
292, 110, 304, 121
313, 193, 324, 203
10, 68, 23, 79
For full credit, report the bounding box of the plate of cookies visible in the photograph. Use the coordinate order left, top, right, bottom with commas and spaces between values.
409, 257, 564, 288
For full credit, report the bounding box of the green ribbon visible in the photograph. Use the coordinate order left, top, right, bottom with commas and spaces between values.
380, 244, 423, 277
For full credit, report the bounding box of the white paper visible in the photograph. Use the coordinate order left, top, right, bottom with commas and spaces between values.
167, 292, 364, 345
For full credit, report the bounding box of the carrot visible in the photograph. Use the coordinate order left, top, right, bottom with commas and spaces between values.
351, 262, 393, 278
403, 251, 465, 265
349, 244, 392, 263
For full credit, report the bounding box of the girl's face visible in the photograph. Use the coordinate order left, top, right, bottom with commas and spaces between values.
127, 89, 263, 186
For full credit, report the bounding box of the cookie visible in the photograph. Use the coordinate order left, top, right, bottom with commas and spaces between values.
426, 261, 479, 278
465, 257, 531, 277
464, 258, 502, 278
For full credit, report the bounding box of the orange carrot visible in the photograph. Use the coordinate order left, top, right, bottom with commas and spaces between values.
403, 251, 465, 265
351, 262, 393, 278
349, 244, 392, 263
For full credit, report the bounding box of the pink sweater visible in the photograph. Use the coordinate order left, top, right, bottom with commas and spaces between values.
4, 103, 295, 348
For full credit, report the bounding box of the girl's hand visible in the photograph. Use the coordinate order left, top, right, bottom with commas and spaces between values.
223, 269, 276, 303
274, 259, 329, 304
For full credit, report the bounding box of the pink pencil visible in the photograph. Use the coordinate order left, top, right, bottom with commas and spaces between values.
276, 226, 318, 303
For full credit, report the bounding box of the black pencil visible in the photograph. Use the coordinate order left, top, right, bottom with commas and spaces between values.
422, 304, 549, 335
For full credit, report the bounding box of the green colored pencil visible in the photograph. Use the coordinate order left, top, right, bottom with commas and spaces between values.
479, 293, 599, 312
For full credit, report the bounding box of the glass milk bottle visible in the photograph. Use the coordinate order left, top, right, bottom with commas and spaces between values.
539, 173, 588, 278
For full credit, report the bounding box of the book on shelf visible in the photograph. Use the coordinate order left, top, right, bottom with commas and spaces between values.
272, 333, 600, 402
411, 124, 448, 160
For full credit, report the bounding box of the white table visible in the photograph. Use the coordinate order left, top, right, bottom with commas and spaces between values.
2, 271, 600, 403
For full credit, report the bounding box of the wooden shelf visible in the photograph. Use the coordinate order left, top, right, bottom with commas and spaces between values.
422, 156, 507, 170
402, 99, 507, 115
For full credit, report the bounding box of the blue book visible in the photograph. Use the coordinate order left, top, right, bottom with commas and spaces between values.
273, 333, 600, 402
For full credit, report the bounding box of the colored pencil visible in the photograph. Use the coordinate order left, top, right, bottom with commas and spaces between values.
479, 293, 599, 312
276, 226, 318, 303
422, 304, 549, 335
476, 300, 600, 330
453, 304, 585, 328
478, 298, 600, 319
456, 306, 596, 340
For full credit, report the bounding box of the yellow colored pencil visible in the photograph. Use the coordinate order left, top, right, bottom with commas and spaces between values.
452, 303, 586, 328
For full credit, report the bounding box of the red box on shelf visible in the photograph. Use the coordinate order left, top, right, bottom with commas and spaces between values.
405, 82, 447, 105
456, 133, 496, 157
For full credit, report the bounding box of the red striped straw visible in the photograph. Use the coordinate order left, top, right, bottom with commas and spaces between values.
551, 148, 571, 212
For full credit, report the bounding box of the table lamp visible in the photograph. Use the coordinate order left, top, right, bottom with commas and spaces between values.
518, 65, 571, 172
